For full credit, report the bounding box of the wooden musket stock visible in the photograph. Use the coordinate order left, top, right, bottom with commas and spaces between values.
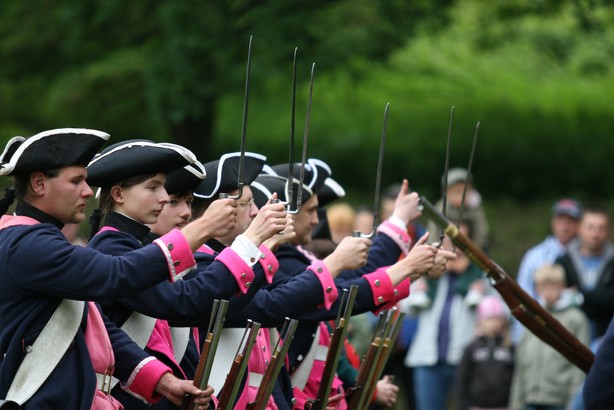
217, 320, 261, 410
306, 285, 359, 410
181, 299, 229, 410
419, 196, 594, 373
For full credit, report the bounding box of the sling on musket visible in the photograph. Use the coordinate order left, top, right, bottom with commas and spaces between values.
353, 103, 389, 239
181, 299, 229, 410
220, 36, 252, 200
305, 285, 359, 410
247, 318, 299, 410
362, 308, 406, 404
419, 196, 595, 373
217, 320, 261, 410
345, 310, 388, 409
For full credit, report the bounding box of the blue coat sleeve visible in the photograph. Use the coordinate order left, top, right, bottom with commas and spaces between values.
89, 230, 258, 327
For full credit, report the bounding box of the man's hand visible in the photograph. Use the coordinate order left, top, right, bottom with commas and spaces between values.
197, 198, 238, 239
323, 236, 372, 277
391, 179, 422, 225
243, 198, 288, 246
262, 214, 295, 252
155, 373, 213, 409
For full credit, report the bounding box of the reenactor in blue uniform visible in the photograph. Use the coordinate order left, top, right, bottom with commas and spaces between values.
0, 129, 215, 409
85, 142, 289, 409
257, 159, 457, 409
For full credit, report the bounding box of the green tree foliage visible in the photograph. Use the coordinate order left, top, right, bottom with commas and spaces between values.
0, 0, 439, 157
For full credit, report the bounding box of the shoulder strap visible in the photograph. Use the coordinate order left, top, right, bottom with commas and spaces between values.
6, 299, 85, 405
108, 311, 157, 390
290, 326, 321, 390
170, 327, 191, 363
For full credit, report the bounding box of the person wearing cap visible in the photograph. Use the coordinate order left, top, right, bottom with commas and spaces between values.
455, 295, 514, 410
513, 198, 583, 344
509, 264, 588, 410
427, 167, 490, 251
259, 160, 456, 409
85, 143, 289, 409
554, 206, 614, 341
0, 129, 218, 409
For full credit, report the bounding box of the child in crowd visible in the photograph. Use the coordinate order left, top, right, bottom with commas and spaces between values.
509, 264, 589, 410
455, 295, 514, 410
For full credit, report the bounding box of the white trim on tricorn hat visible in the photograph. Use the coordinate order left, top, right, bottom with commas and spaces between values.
265, 157, 332, 196
159, 143, 206, 195
193, 152, 266, 199
0, 128, 109, 176
317, 177, 346, 208
86, 140, 197, 188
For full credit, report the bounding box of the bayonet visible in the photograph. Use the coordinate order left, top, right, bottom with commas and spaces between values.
456, 121, 480, 227
436, 106, 455, 246
353, 103, 389, 239
221, 36, 252, 199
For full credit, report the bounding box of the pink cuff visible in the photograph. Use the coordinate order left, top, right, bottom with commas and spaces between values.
258, 244, 279, 284
153, 229, 196, 282
364, 268, 395, 315
307, 261, 338, 310
377, 221, 411, 255
216, 247, 256, 294
392, 278, 410, 305
125, 357, 172, 404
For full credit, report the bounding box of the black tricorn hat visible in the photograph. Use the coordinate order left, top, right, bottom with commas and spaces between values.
264, 158, 332, 197
86, 140, 197, 188
250, 174, 314, 210
316, 177, 346, 208
0, 128, 109, 176
158, 143, 206, 195
193, 152, 266, 199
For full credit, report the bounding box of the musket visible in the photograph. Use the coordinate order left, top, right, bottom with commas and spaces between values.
220, 36, 252, 200
246, 318, 299, 410
217, 320, 261, 410
353, 103, 389, 239
181, 299, 229, 410
362, 308, 406, 404
345, 311, 388, 409
419, 196, 595, 373
305, 285, 359, 410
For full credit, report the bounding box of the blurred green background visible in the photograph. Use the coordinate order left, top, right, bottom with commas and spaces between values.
2, 0, 614, 274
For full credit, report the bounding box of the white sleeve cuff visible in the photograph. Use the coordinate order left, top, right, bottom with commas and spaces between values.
230, 234, 261, 268
387, 215, 407, 230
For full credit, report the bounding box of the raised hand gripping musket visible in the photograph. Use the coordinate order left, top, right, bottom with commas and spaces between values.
181, 299, 229, 410
419, 196, 595, 373
217, 320, 261, 410
246, 318, 299, 410
362, 308, 406, 404
345, 310, 389, 409
220, 36, 252, 200
304, 285, 359, 410
353, 103, 389, 239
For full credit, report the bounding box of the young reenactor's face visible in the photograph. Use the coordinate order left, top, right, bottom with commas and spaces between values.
113, 173, 169, 225
150, 193, 193, 235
